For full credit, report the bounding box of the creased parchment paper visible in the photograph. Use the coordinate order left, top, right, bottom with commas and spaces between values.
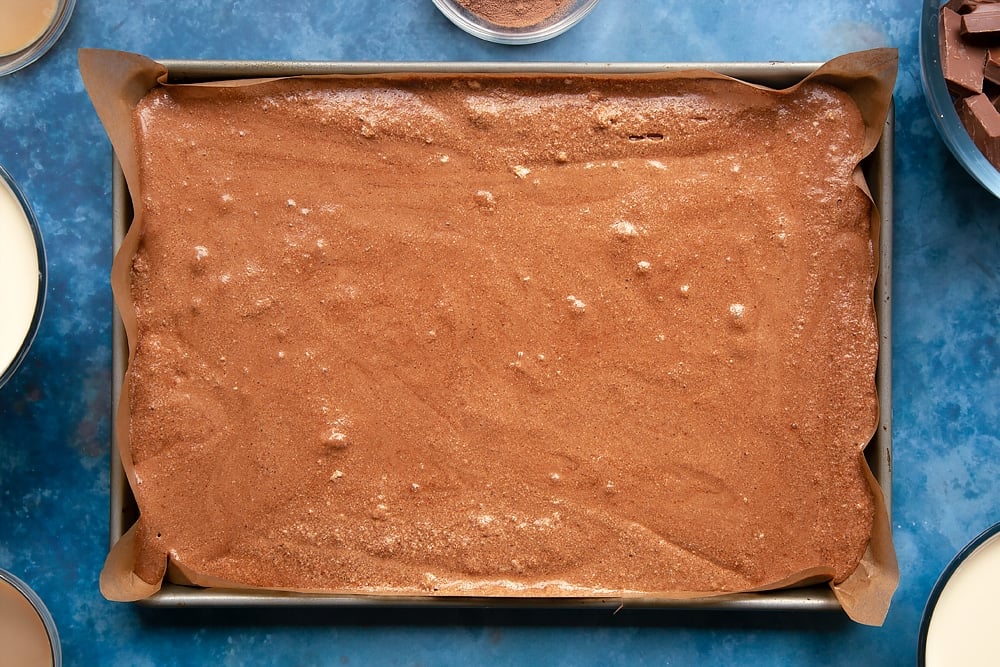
81, 48, 898, 625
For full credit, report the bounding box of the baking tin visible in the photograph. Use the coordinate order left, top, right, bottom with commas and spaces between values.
918, 521, 1000, 666
0, 162, 47, 389
0, 0, 76, 77
0, 569, 61, 666
110, 60, 894, 611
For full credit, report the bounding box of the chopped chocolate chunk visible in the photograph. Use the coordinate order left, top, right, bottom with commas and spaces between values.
942, 7, 988, 95
957, 92, 1000, 167
946, 0, 974, 13
986, 79, 1000, 102
985, 48, 1000, 85
947, 0, 1000, 14
961, 4, 1000, 43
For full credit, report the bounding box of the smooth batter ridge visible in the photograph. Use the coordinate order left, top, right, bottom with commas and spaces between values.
127, 74, 877, 596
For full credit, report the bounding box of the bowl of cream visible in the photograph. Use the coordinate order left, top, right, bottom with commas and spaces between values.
919, 521, 1000, 666
0, 164, 46, 389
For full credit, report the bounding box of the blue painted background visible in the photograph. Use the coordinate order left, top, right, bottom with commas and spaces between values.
0, 1, 997, 664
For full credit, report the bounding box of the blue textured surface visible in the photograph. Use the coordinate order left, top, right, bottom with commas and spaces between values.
0, 0, 997, 664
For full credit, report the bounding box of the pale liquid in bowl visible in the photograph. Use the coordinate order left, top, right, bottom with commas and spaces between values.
0, 578, 54, 667
0, 177, 40, 377
0, 0, 57, 56
925, 532, 1000, 666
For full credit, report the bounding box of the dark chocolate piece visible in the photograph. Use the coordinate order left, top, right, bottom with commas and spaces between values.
957, 92, 1000, 168
947, 0, 1000, 14
961, 5, 1000, 41
985, 48, 1000, 85
986, 79, 1000, 102
942, 7, 988, 95
945, 0, 976, 14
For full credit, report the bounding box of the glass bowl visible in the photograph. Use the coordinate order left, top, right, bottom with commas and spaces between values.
918, 521, 1000, 666
919, 0, 1000, 199
0, 0, 76, 77
431, 0, 602, 44
0, 569, 61, 667
0, 163, 47, 390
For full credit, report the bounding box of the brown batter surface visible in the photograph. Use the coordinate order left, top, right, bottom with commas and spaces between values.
128, 74, 877, 595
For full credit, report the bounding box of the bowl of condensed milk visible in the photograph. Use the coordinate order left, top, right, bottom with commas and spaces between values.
0, 569, 61, 666
0, 164, 46, 389
919, 521, 1000, 666
0, 0, 76, 77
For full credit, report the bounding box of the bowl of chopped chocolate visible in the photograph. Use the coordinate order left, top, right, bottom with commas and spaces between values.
431, 0, 602, 44
921, 0, 1000, 197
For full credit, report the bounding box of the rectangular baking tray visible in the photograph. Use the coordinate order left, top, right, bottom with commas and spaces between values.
110, 60, 893, 611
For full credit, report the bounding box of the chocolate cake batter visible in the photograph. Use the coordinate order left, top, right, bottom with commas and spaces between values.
127, 74, 877, 595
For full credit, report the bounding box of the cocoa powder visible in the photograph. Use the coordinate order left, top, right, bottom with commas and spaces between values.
455, 0, 568, 28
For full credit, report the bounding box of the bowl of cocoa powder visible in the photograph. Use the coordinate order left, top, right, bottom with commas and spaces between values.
431, 0, 602, 44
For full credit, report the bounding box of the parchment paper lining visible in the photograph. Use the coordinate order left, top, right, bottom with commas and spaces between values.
80, 48, 899, 625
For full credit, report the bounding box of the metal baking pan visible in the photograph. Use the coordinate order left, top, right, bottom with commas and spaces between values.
110, 60, 893, 611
